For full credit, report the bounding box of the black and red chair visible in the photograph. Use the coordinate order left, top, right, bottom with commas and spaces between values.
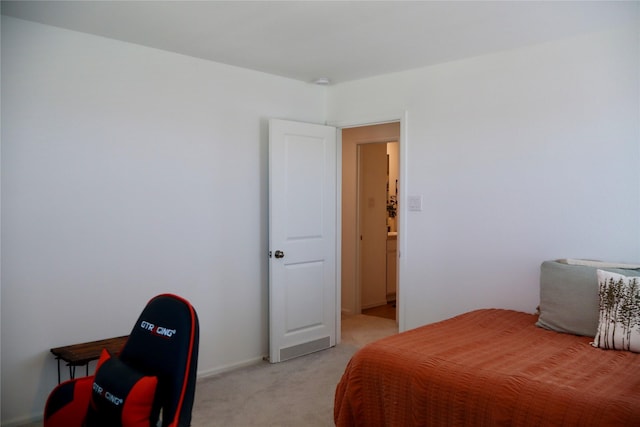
44, 293, 199, 427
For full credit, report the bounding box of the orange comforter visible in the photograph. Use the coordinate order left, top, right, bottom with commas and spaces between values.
334, 309, 640, 426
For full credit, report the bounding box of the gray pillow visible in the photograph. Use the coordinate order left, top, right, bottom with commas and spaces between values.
536, 261, 640, 337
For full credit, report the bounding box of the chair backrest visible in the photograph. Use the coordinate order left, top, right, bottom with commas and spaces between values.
118, 294, 199, 427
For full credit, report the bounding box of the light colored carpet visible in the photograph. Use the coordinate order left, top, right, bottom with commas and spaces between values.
340, 312, 398, 348
191, 314, 397, 426
192, 342, 355, 426
18, 314, 397, 427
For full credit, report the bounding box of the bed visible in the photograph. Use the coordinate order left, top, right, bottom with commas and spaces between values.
334, 261, 640, 426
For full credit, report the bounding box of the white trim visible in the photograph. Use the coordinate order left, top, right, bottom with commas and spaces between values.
397, 111, 408, 333
197, 356, 265, 378
355, 144, 362, 314
327, 111, 405, 129
335, 128, 343, 345
2, 415, 44, 427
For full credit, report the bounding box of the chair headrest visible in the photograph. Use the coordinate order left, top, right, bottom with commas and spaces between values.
119, 294, 199, 427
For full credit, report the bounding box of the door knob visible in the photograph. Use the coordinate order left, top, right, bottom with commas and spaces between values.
274, 250, 285, 259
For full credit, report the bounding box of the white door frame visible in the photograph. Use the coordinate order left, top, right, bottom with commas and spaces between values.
330, 110, 409, 339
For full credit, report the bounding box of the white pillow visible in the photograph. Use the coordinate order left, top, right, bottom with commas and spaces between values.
592, 270, 640, 353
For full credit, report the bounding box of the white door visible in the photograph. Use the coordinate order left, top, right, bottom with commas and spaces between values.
268, 119, 337, 363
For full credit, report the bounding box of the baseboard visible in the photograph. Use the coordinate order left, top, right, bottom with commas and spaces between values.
196, 355, 265, 379
2, 413, 43, 427
361, 299, 389, 310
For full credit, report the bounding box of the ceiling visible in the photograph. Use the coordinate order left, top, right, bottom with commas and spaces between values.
2, 1, 637, 84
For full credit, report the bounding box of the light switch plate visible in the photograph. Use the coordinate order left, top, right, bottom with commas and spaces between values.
408, 195, 423, 212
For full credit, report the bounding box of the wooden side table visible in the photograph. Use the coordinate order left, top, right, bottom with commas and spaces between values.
50, 335, 128, 383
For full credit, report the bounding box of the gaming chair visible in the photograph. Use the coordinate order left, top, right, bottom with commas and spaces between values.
44, 293, 199, 427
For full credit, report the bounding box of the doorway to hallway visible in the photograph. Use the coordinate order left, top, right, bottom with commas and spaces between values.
340, 122, 400, 329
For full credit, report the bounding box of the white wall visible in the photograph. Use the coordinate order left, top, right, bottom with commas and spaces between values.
0, 16, 325, 425
328, 26, 640, 331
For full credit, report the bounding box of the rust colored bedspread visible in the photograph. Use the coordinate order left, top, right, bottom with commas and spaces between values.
334, 309, 640, 426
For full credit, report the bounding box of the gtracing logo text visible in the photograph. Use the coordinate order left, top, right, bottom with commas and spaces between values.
140, 320, 177, 338
92, 381, 124, 406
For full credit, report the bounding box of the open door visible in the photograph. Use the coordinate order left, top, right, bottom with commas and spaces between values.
268, 119, 338, 363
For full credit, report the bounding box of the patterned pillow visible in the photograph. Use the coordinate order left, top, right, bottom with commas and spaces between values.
84, 349, 158, 427
592, 270, 640, 353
